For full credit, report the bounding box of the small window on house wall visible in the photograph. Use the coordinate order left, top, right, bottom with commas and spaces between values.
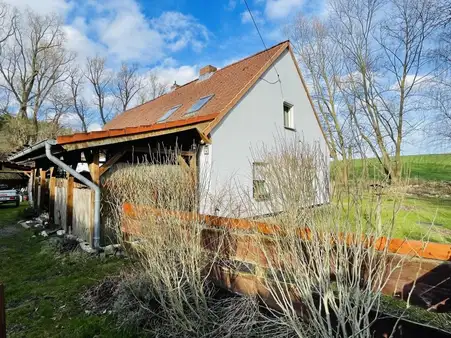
253, 162, 269, 201
283, 101, 294, 130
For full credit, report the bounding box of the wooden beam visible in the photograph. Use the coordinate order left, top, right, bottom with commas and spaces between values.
48, 168, 56, 223
189, 152, 198, 212
66, 176, 74, 233
33, 169, 38, 209
100, 150, 126, 177
89, 149, 100, 246
177, 155, 189, 169
132, 147, 195, 157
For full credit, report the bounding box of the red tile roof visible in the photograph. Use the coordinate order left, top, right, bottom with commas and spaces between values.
103, 41, 290, 132
57, 114, 217, 145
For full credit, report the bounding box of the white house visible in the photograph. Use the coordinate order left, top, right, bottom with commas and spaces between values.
105, 40, 329, 217
9, 41, 329, 229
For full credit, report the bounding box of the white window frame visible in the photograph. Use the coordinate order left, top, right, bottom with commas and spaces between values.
283, 101, 295, 130
253, 162, 270, 201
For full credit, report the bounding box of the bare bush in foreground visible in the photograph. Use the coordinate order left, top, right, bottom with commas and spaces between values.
242, 137, 406, 337
102, 153, 269, 337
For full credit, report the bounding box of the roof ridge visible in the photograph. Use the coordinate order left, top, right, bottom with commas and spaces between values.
215, 40, 289, 73
103, 40, 291, 131
107, 41, 289, 119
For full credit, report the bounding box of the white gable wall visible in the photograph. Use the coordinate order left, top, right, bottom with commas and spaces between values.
199, 49, 329, 217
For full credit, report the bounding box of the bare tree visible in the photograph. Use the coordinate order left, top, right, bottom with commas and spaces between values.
114, 62, 143, 112
0, 10, 73, 142
0, 2, 16, 51
68, 68, 92, 132
288, 15, 356, 166
85, 56, 112, 125
42, 83, 72, 137
137, 70, 167, 105
325, 0, 444, 182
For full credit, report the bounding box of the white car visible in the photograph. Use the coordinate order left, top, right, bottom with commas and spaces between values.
0, 184, 20, 207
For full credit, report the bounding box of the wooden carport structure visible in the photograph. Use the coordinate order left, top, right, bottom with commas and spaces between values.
7, 114, 213, 247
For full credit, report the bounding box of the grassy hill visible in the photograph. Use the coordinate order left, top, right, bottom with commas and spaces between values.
347, 153, 451, 182
335, 153, 451, 243
402, 154, 451, 181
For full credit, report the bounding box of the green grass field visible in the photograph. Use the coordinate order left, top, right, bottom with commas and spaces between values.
0, 204, 134, 338
347, 153, 451, 182
339, 153, 451, 243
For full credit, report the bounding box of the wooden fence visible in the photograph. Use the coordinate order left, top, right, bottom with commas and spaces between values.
122, 203, 451, 313
31, 173, 93, 244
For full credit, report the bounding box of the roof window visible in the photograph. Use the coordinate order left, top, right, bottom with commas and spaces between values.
157, 104, 182, 123
185, 95, 214, 115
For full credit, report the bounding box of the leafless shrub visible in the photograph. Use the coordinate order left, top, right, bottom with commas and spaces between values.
102, 151, 270, 337
239, 137, 407, 337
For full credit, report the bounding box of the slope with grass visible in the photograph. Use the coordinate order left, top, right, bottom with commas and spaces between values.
348, 153, 451, 182
338, 153, 451, 243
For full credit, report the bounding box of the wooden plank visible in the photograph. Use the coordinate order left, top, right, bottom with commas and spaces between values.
89, 149, 100, 246
99, 150, 126, 177
0, 284, 5, 338
48, 168, 56, 223
39, 169, 46, 211
33, 169, 38, 209
66, 177, 74, 233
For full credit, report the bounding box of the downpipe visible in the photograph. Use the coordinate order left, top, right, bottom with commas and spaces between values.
45, 141, 101, 249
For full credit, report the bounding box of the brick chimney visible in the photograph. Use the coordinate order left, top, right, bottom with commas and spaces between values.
199, 65, 217, 79
170, 81, 180, 91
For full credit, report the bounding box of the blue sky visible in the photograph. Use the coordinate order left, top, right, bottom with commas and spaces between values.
7, 0, 326, 86
5, 0, 444, 154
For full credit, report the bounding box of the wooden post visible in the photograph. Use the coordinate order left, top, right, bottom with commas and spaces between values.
189, 153, 198, 212
0, 284, 5, 338
66, 177, 74, 234
30, 169, 35, 207
39, 169, 46, 211
33, 169, 38, 209
48, 168, 56, 223
89, 149, 100, 246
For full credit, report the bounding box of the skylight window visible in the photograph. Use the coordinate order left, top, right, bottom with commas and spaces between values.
185, 94, 214, 115
158, 104, 182, 123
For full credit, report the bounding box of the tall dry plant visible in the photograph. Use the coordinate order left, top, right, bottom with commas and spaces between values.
240, 137, 406, 337
102, 150, 265, 337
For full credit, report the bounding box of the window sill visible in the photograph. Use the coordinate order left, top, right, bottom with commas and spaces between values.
254, 196, 270, 202
284, 126, 296, 132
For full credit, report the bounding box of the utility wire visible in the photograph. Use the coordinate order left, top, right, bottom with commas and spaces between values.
243, 0, 281, 81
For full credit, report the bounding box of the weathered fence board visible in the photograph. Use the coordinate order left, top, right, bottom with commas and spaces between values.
54, 179, 67, 230
122, 203, 451, 313
72, 187, 92, 241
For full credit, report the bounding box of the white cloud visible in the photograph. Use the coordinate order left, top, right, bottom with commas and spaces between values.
5, 0, 211, 66
264, 0, 304, 20
88, 0, 164, 63
87, 123, 102, 132
240, 10, 265, 24
153, 65, 199, 86
62, 25, 105, 62
389, 74, 433, 91
225, 0, 237, 10
4, 0, 72, 16
151, 12, 210, 53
